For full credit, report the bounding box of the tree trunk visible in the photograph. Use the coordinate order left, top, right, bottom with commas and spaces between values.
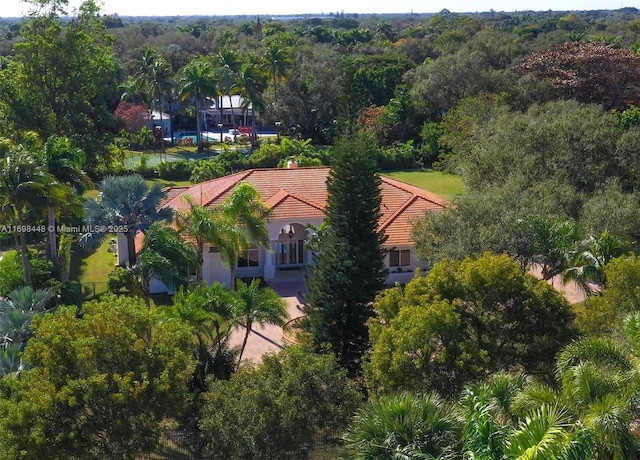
17, 211, 32, 287
237, 317, 251, 366
196, 100, 203, 153
230, 265, 236, 291
251, 106, 258, 149
143, 282, 151, 307
159, 97, 165, 155
196, 244, 204, 283
48, 209, 58, 268
229, 95, 237, 142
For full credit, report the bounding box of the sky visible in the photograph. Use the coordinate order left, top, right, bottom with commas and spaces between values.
0, 0, 635, 18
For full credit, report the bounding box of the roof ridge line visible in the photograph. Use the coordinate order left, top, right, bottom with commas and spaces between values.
377, 194, 420, 233
265, 188, 325, 212
209, 169, 254, 203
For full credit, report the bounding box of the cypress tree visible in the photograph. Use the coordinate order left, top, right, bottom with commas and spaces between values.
304, 134, 387, 374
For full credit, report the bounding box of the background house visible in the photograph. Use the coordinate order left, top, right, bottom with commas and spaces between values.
146, 110, 172, 139
202, 95, 253, 130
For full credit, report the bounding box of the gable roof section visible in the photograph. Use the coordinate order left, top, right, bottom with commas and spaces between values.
163, 167, 447, 246
379, 195, 443, 246
265, 189, 326, 220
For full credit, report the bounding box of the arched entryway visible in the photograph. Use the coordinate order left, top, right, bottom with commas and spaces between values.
274, 223, 308, 268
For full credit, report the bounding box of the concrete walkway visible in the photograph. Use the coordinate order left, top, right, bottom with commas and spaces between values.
228, 269, 307, 363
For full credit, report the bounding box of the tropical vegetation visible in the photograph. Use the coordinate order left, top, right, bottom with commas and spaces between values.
3, 1, 640, 457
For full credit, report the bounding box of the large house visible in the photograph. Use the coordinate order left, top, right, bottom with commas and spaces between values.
119, 165, 447, 290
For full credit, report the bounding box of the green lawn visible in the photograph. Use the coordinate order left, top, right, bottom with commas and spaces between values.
150, 178, 193, 188
69, 237, 117, 298
383, 169, 465, 199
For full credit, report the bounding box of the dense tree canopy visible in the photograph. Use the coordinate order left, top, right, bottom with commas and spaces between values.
365, 253, 577, 396
200, 346, 361, 459
0, 295, 194, 459
518, 41, 640, 110
0, 0, 120, 168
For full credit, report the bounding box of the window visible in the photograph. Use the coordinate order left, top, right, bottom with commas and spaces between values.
389, 249, 410, 267
238, 247, 259, 268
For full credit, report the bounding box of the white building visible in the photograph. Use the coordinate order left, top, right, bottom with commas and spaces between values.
119, 166, 447, 291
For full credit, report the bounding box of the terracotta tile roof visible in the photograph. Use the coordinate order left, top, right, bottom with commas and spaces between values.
163, 186, 190, 205
265, 189, 326, 220
378, 196, 443, 246
162, 167, 447, 246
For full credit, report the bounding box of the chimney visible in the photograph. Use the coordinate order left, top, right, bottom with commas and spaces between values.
286, 157, 298, 169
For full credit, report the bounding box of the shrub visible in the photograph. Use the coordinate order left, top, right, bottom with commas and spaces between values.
377, 141, 421, 171
156, 160, 193, 181
0, 251, 56, 296
0, 251, 24, 295
200, 346, 361, 459
189, 159, 225, 183
134, 155, 158, 178
107, 266, 132, 294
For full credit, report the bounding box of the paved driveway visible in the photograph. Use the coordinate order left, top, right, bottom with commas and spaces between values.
228, 270, 307, 363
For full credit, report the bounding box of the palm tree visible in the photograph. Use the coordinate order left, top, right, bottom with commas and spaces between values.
504, 404, 590, 459
163, 282, 238, 387
564, 231, 629, 294
234, 279, 286, 365
221, 182, 271, 290
0, 286, 55, 377
216, 49, 243, 138
175, 194, 230, 283
0, 150, 58, 286
144, 56, 174, 154
38, 135, 91, 268
342, 392, 461, 459
81, 174, 172, 267
119, 75, 147, 103
133, 221, 196, 306
554, 337, 639, 459
262, 44, 292, 97
520, 215, 580, 281
176, 182, 271, 289
178, 57, 218, 153
236, 60, 267, 147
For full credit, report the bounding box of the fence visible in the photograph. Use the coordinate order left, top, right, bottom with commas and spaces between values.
79, 281, 110, 299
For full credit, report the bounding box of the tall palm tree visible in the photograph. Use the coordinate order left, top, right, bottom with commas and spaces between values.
262, 44, 292, 97
119, 75, 147, 103
0, 150, 58, 286
221, 182, 271, 290
237, 60, 267, 147
81, 174, 172, 266
216, 49, 243, 137
133, 221, 196, 306
176, 182, 271, 289
175, 194, 232, 283
144, 56, 174, 154
178, 57, 218, 153
38, 135, 91, 268
234, 279, 286, 365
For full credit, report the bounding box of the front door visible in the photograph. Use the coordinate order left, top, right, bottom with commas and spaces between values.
275, 239, 305, 266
